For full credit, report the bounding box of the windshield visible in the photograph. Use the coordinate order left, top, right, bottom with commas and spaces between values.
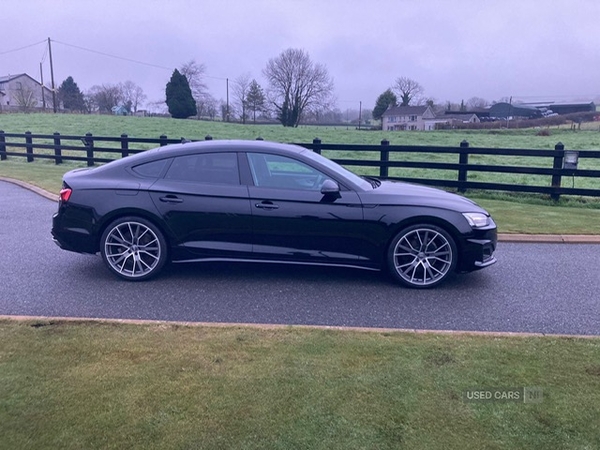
302, 150, 373, 190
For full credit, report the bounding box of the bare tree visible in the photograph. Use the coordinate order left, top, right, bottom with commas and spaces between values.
263, 48, 334, 127
196, 93, 218, 120
87, 84, 122, 113
120, 81, 147, 113
205, 96, 218, 120
180, 60, 208, 117
14, 87, 38, 111
232, 73, 252, 124
466, 97, 489, 109
393, 77, 424, 106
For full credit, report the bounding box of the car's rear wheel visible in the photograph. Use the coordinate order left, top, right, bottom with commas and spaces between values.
100, 217, 167, 281
387, 224, 457, 288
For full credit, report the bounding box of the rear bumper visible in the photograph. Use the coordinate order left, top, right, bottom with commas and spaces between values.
52, 212, 98, 254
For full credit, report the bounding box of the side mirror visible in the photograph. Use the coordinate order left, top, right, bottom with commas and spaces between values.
320, 179, 340, 196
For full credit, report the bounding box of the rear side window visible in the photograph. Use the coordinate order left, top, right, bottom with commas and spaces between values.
132, 159, 170, 178
165, 153, 240, 185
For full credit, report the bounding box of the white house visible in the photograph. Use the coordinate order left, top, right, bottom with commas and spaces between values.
382, 105, 481, 131
382, 105, 436, 131
0, 73, 55, 112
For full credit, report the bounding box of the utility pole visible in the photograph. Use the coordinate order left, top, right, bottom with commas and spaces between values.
358, 101, 362, 130
48, 37, 57, 113
39, 63, 46, 110
226, 78, 230, 122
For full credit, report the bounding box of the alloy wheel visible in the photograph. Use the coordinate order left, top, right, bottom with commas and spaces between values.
390, 226, 455, 288
102, 220, 163, 279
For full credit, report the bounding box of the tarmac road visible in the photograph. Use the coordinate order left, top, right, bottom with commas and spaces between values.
1, 180, 599, 336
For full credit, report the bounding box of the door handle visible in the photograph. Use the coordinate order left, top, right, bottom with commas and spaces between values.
255, 201, 279, 210
159, 195, 184, 203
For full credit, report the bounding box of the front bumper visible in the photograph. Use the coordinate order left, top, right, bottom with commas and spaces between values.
458, 227, 498, 273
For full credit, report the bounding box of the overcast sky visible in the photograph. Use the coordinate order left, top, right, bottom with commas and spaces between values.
2, 0, 599, 112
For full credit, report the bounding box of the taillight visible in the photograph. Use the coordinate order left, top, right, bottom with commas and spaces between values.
59, 187, 72, 203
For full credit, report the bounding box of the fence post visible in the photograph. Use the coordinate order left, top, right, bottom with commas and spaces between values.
380, 139, 390, 178
551, 142, 564, 201
0, 131, 6, 161
121, 134, 129, 158
84, 132, 94, 167
458, 140, 470, 193
159, 135, 168, 146
313, 138, 321, 155
25, 131, 34, 162
52, 132, 62, 165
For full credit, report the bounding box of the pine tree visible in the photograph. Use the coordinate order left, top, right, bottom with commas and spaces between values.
373, 89, 397, 121
165, 69, 197, 119
57, 76, 86, 112
246, 80, 265, 124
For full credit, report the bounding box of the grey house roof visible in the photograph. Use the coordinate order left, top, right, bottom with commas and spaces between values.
382, 105, 429, 116
0, 73, 29, 83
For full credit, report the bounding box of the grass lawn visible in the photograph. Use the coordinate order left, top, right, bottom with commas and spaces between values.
1, 319, 599, 450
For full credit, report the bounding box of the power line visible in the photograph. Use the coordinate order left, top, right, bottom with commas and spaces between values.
52, 39, 228, 81
0, 40, 46, 56
52, 39, 175, 71
40, 44, 48, 65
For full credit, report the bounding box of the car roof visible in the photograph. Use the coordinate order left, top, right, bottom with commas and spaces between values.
148, 139, 308, 159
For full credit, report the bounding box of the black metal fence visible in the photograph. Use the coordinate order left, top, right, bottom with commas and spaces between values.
1, 131, 600, 200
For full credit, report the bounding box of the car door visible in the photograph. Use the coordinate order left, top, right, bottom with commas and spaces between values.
245, 152, 368, 264
149, 152, 253, 260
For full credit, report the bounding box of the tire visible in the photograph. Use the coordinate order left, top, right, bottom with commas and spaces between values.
100, 217, 167, 281
387, 224, 457, 288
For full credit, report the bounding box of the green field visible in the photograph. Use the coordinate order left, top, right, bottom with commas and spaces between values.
2, 112, 600, 148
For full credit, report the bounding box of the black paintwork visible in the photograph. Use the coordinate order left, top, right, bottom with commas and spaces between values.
52, 140, 497, 276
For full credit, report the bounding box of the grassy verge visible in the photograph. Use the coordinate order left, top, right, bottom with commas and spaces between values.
1, 320, 599, 450
2, 158, 600, 234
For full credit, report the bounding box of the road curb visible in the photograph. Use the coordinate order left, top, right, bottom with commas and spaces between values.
0, 177, 59, 202
1, 315, 599, 339
498, 233, 600, 243
2, 177, 599, 244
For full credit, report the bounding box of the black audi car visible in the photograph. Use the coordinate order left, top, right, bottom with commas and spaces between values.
52, 140, 496, 288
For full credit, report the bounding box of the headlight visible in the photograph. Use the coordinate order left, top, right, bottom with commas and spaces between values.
462, 212, 490, 228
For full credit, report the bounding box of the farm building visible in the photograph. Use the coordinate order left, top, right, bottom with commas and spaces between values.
519, 101, 596, 115
487, 102, 542, 120
0, 73, 56, 112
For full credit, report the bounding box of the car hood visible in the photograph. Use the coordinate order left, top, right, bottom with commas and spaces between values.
358, 180, 488, 214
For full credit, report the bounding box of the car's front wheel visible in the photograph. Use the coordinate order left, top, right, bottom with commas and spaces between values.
100, 217, 167, 281
387, 224, 457, 288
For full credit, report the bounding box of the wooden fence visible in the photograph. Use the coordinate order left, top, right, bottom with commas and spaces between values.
1, 131, 600, 200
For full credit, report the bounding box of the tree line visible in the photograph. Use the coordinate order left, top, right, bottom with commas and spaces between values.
57, 48, 355, 127
165, 48, 336, 127
56, 46, 497, 127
